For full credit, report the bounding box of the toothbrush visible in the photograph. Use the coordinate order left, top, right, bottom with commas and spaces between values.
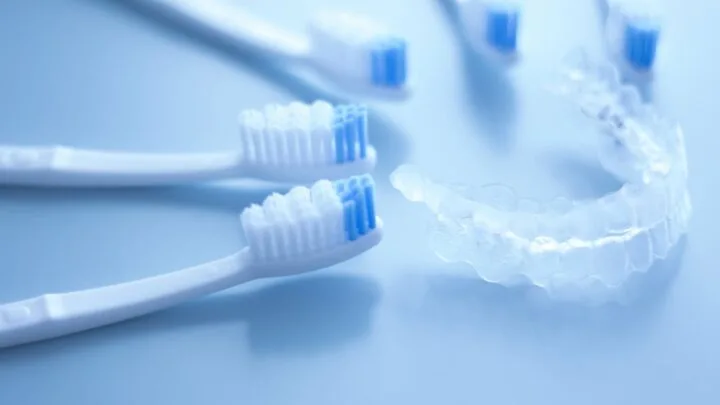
132, 0, 410, 100
453, 0, 521, 65
601, 0, 661, 76
0, 174, 383, 348
0, 101, 376, 187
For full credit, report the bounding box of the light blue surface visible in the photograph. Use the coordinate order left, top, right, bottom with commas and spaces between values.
1, 0, 720, 404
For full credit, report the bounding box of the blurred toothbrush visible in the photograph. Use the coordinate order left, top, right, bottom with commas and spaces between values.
601, 0, 661, 77
0, 175, 383, 348
452, 0, 521, 66
0, 101, 376, 187
133, 0, 410, 100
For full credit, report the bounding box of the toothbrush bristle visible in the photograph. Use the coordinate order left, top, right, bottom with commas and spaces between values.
623, 19, 659, 70
332, 104, 368, 163
483, 4, 520, 53
334, 174, 377, 242
240, 174, 377, 261
308, 12, 408, 89
238, 101, 369, 167
370, 37, 407, 87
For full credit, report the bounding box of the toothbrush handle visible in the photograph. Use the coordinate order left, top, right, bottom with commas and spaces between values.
134, 0, 309, 60
0, 145, 244, 186
0, 250, 254, 349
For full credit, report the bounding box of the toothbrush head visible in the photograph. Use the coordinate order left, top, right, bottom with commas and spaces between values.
481, 2, 520, 54
306, 11, 410, 100
622, 17, 660, 71
605, 2, 661, 75
240, 174, 383, 277
238, 100, 377, 183
458, 0, 521, 66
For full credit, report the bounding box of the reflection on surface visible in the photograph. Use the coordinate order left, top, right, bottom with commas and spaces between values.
390, 236, 685, 351
435, 0, 518, 152
0, 274, 381, 360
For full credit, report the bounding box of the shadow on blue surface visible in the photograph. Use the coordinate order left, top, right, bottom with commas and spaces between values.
0, 274, 380, 359
0, 181, 287, 213
84, 0, 412, 179
435, 0, 518, 153
399, 236, 687, 351
596, 0, 610, 22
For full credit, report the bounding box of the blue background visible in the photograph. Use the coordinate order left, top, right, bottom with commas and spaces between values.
1, 0, 719, 404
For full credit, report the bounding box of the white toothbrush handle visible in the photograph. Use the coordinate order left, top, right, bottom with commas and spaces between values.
138, 0, 309, 61
0, 145, 378, 186
0, 145, 245, 186
0, 250, 255, 349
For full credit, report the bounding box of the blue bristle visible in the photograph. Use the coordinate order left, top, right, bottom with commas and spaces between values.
335, 179, 346, 194
354, 188, 369, 236
332, 104, 369, 164
335, 175, 377, 242
347, 176, 359, 190
623, 20, 659, 70
361, 176, 376, 230
345, 108, 357, 162
371, 48, 384, 87
357, 105, 368, 158
371, 38, 408, 87
333, 106, 346, 164
343, 200, 357, 241
395, 40, 408, 85
385, 39, 407, 87
485, 6, 519, 53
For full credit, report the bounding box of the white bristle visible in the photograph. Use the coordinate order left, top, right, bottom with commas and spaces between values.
288, 103, 310, 166
243, 179, 351, 262
287, 186, 312, 203
311, 100, 334, 120
285, 191, 310, 255
264, 125, 278, 166
311, 180, 344, 246
287, 128, 300, 166
238, 111, 251, 162
285, 187, 315, 253
311, 101, 333, 165
238, 100, 368, 169
304, 204, 322, 252
295, 126, 309, 165
307, 12, 388, 83
262, 193, 285, 258
241, 204, 268, 259
245, 109, 266, 164
239, 110, 264, 163
273, 104, 289, 166
288, 102, 310, 123
310, 127, 326, 165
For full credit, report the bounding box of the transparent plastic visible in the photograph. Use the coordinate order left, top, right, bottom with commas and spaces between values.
390, 50, 690, 303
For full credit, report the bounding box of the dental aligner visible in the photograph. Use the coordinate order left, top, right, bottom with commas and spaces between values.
390, 51, 690, 303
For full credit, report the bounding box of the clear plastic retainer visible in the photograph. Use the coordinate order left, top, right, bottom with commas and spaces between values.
390, 50, 691, 303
